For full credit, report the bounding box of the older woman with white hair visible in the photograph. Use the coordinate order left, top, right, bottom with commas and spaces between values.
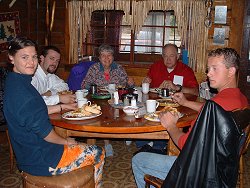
81, 44, 134, 157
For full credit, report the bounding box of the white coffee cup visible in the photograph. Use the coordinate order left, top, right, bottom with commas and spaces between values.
75, 90, 84, 100
142, 83, 150, 94
106, 83, 116, 92
146, 99, 159, 113
77, 98, 91, 108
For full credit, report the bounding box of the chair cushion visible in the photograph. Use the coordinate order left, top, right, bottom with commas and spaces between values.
21, 165, 94, 188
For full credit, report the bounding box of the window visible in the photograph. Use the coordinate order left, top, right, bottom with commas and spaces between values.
120, 11, 181, 54
84, 10, 181, 64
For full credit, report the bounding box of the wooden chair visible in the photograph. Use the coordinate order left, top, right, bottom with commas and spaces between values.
21, 166, 94, 188
6, 130, 15, 173
144, 106, 250, 188
6, 130, 95, 188
239, 125, 250, 188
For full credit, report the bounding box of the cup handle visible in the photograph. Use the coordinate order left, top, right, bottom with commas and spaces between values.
156, 101, 159, 109
87, 101, 91, 106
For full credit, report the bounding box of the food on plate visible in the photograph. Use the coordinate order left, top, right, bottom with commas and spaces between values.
84, 104, 101, 114
144, 106, 182, 122
160, 106, 178, 114
157, 98, 179, 107
71, 104, 101, 117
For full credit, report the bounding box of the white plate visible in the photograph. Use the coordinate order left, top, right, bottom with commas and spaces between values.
144, 111, 184, 122
62, 111, 102, 120
144, 112, 161, 122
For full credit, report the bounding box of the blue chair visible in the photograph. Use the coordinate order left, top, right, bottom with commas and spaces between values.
67, 61, 96, 91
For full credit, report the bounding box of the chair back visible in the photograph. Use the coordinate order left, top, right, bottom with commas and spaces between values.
67, 61, 96, 91
162, 101, 250, 188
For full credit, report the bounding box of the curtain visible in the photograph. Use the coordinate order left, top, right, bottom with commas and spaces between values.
67, 0, 208, 73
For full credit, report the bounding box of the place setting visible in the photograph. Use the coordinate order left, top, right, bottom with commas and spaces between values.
62, 102, 102, 120
143, 99, 183, 122
62, 89, 102, 120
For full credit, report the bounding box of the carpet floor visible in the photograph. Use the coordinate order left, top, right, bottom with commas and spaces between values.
0, 139, 249, 188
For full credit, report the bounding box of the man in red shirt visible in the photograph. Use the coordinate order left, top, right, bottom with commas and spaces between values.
132, 48, 248, 188
144, 44, 199, 95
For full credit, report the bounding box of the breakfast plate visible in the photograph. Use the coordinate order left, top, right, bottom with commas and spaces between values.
157, 98, 180, 107
144, 107, 183, 122
62, 111, 102, 120
144, 111, 161, 122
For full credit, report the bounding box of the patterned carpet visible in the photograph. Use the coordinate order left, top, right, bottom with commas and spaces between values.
0, 140, 249, 188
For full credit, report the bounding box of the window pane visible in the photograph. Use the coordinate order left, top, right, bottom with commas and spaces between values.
120, 26, 131, 53
134, 27, 163, 53
145, 12, 165, 26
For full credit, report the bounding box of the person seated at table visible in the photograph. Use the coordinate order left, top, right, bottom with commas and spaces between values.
143, 43, 199, 95
132, 47, 248, 188
3, 37, 105, 188
32, 46, 76, 105
81, 44, 134, 89
135, 43, 199, 154
81, 44, 134, 157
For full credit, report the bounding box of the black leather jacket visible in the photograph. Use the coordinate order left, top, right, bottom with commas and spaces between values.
162, 100, 244, 188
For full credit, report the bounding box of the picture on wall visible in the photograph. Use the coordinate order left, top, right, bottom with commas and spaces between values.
214, 6, 227, 24
0, 11, 20, 52
213, 28, 225, 45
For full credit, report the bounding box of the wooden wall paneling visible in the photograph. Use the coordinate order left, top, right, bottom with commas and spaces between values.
228, 0, 245, 53
239, 0, 250, 102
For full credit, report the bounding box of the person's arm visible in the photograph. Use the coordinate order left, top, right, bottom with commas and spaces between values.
142, 76, 152, 84
47, 103, 77, 114
159, 80, 199, 95
180, 86, 199, 96
172, 92, 204, 112
159, 111, 185, 146
44, 129, 77, 146
47, 74, 69, 95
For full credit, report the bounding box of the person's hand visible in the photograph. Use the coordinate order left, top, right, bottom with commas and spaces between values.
171, 92, 188, 106
159, 80, 176, 90
127, 77, 135, 86
142, 77, 152, 84
66, 137, 78, 146
159, 111, 179, 131
61, 103, 77, 111
59, 94, 76, 104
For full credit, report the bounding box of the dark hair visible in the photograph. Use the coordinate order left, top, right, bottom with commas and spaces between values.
41, 46, 61, 57
98, 44, 114, 56
8, 37, 37, 56
162, 43, 178, 54
208, 48, 240, 71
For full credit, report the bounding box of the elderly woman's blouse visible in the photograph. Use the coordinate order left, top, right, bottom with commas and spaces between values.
81, 62, 128, 89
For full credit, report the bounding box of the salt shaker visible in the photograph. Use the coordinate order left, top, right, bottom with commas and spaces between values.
134, 90, 142, 102
123, 96, 130, 106
114, 91, 119, 105
131, 96, 137, 107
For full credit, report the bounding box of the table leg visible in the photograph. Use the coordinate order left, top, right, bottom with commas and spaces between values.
87, 139, 96, 145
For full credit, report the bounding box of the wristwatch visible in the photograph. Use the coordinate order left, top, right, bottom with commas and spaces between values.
176, 85, 182, 92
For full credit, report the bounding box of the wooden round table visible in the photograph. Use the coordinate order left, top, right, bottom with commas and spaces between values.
50, 93, 199, 142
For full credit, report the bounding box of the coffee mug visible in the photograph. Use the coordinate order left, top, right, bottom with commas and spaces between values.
75, 90, 84, 100
77, 98, 91, 108
146, 99, 159, 113
142, 83, 150, 94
